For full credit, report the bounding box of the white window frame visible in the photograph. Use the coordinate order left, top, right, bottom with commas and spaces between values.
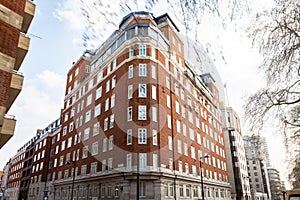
138, 105, 147, 120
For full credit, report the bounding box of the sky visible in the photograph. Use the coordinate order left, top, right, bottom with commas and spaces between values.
0, 0, 289, 188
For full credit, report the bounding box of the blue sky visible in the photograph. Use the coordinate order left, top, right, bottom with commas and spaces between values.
0, 0, 289, 187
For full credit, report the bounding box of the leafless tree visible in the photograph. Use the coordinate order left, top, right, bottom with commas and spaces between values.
245, 0, 300, 187
79, 0, 249, 48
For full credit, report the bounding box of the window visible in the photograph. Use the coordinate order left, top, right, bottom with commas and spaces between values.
70, 107, 75, 118
169, 158, 173, 170
111, 76, 116, 89
94, 104, 101, 117
153, 154, 158, 169
188, 111, 193, 124
151, 65, 156, 79
107, 64, 111, 74
182, 123, 186, 136
138, 105, 147, 120
61, 141, 65, 151
177, 140, 182, 154
191, 146, 196, 159
75, 68, 79, 76
102, 138, 107, 152
168, 136, 173, 150
182, 105, 186, 118
81, 165, 87, 175
64, 112, 68, 122
127, 154, 132, 170
85, 110, 91, 123
109, 114, 114, 128
164, 184, 168, 196
185, 163, 189, 174
64, 169, 69, 179
83, 128, 90, 140
109, 135, 114, 150
92, 142, 98, 155
128, 85, 133, 99
108, 158, 113, 171
197, 133, 201, 144
152, 85, 156, 100
96, 86, 102, 99
67, 137, 72, 148
189, 128, 195, 141
112, 58, 117, 70
167, 115, 171, 128
91, 162, 97, 174
139, 44, 146, 56
139, 64, 147, 76
127, 107, 132, 121
175, 160, 182, 174
86, 94, 92, 106
176, 120, 181, 133
179, 184, 184, 197
152, 129, 157, 145
106, 80, 110, 93
138, 129, 147, 144
152, 106, 157, 122
102, 160, 106, 172
105, 98, 109, 111
81, 100, 84, 111
82, 146, 88, 159
166, 95, 171, 108
59, 156, 64, 166
169, 184, 174, 197
139, 153, 147, 169
104, 118, 108, 131
152, 47, 156, 58
110, 94, 115, 108
97, 70, 103, 83
139, 181, 146, 197
166, 77, 170, 89
175, 84, 179, 95
127, 129, 132, 145
175, 101, 180, 113
129, 48, 134, 57
193, 186, 198, 197
128, 65, 133, 78
93, 123, 100, 136
180, 88, 185, 100
184, 143, 188, 156
138, 84, 147, 97
69, 122, 74, 132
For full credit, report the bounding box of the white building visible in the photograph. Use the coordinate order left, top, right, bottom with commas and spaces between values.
221, 107, 251, 200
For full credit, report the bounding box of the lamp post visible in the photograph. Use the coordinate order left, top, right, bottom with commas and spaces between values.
66, 153, 76, 200
200, 155, 209, 200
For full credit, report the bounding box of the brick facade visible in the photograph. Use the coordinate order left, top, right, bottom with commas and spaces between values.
0, 0, 35, 148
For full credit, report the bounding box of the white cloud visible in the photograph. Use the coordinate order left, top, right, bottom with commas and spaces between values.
0, 70, 65, 168
53, 0, 85, 31
36, 70, 65, 89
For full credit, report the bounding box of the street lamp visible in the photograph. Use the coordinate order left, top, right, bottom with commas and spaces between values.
66, 156, 76, 200
199, 155, 209, 200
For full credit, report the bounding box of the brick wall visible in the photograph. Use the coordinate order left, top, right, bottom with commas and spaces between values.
0, 20, 19, 58
0, 70, 12, 106
0, 0, 26, 17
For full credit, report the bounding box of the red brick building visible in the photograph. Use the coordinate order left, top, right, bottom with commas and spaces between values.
5, 147, 25, 199
0, 0, 35, 148
47, 12, 231, 199
4, 118, 61, 200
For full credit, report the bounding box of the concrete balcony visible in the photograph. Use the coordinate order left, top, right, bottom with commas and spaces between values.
14, 33, 30, 70
5, 71, 24, 111
21, 0, 36, 33
0, 115, 16, 149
